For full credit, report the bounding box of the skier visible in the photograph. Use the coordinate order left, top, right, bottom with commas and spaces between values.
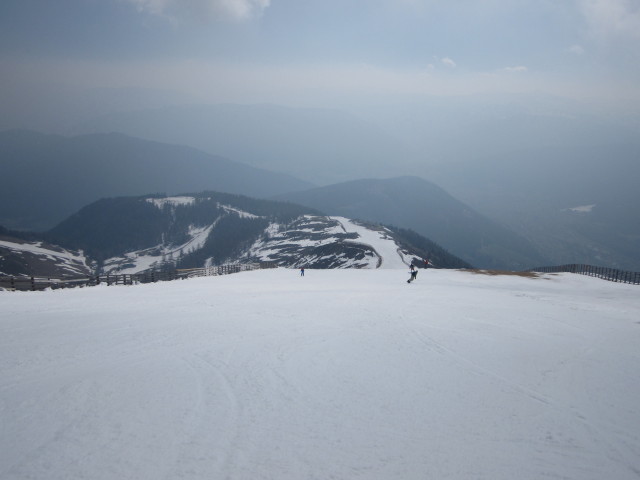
300, 267, 305, 277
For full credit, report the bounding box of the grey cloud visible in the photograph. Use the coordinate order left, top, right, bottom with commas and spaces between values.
125, 0, 270, 21
441, 57, 457, 68
567, 44, 585, 55
578, 0, 640, 39
503, 66, 528, 73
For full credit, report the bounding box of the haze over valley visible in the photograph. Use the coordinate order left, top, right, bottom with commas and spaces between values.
2, 0, 640, 270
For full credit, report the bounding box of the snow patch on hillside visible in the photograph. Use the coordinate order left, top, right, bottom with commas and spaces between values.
0, 240, 91, 276
218, 204, 261, 219
566, 204, 596, 213
0, 240, 85, 263
146, 196, 196, 209
103, 223, 214, 274
332, 216, 410, 269
146, 198, 260, 220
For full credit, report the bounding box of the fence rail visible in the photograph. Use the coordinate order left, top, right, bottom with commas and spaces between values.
0, 262, 277, 292
527, 264, 640, 285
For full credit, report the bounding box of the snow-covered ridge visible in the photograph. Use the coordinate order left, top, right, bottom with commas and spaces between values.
248, 215, 413, 269
0, 239, 92, 276
333, 216, 410, 269
0, 240, 86, 263
146, 196, 196, 209
12, 205, 422, 276
146, 197, 260, 220
218, 204, 261, 219
105, 199, 261, 274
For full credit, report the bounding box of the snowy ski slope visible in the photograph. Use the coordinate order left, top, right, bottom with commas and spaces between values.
333, 216, 409, 268
1, 269, 639, 480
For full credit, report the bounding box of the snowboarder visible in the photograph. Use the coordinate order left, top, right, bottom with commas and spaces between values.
300, 267, 305, 277
407, 264, 418, 283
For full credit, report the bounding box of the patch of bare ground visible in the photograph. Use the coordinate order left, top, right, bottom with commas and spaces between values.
465, 269, 542, 278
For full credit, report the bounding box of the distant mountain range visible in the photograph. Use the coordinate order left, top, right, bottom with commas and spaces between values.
0, 192, 471, 278
69, 101, 640, 270
3, 119, 638, 271
432, 143, 640, 270
73, 103, 410, 185
274, 176, 548, 270
0, 130, 313, 231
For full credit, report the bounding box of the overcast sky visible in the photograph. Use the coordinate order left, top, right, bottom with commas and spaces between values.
2, 0, 640, 114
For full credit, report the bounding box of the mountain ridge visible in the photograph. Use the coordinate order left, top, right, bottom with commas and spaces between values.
73, 103, 411, 185
1, 191, 471, 278
274, 176, 548, 270
0, 129, 314, 231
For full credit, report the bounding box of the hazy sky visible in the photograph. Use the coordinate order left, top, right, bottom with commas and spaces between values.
2, 0, 640, 113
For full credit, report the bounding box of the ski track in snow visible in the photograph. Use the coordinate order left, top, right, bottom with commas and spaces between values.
104, 224, 214, 274
1, 269, 640, 480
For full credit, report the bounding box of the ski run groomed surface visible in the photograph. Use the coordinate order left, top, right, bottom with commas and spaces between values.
1, 268, 639, 480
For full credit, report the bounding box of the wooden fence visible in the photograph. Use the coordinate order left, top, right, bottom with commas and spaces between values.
527, 264, 640, 285
0, 262, 277, 292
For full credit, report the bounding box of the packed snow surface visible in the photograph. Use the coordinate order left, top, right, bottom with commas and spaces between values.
1, 269, 639, 480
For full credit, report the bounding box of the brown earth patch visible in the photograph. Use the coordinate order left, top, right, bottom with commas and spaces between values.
465, 269, 542, 278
